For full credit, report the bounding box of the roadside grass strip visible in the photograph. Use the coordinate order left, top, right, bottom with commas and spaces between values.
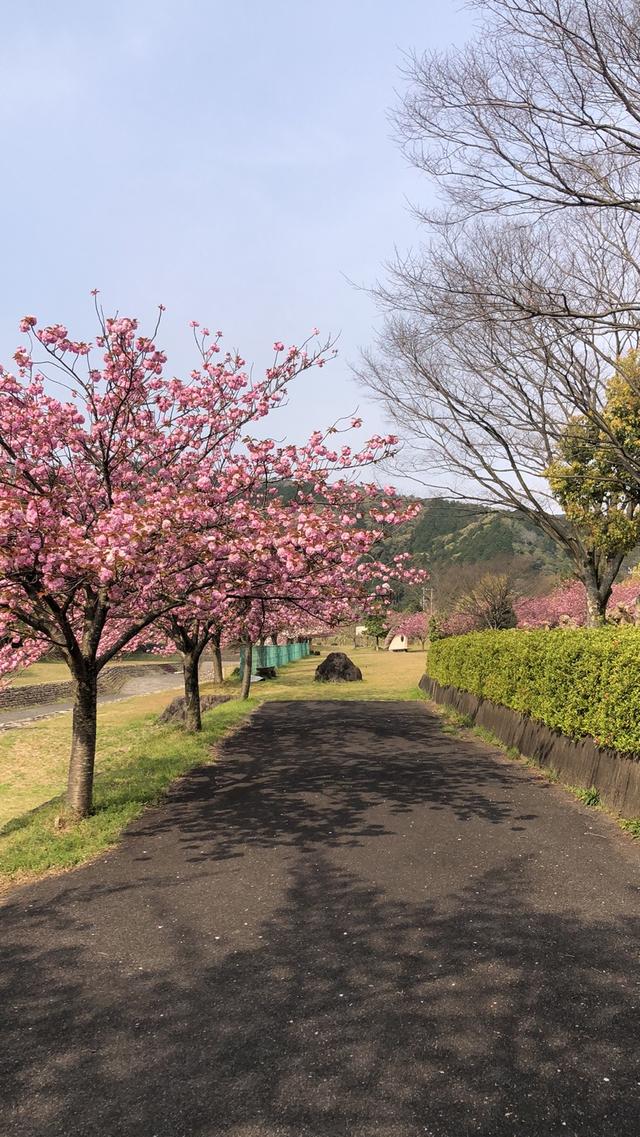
0, 699, 253, 888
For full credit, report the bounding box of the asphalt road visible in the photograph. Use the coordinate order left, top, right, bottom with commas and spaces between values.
0, 658, 239, 728
2, 701, 639, 1136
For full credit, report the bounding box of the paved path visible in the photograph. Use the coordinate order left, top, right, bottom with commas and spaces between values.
0, 673, 185, 728
0, 659, 239, 728
1, 701, 639, 1136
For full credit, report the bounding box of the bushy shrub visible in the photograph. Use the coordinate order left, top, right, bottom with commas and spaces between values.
426, 627, 640, 754
457, 573, 518, 630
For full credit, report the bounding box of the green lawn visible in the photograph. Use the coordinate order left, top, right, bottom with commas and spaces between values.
0, 648, 425, 891
11, 661, 72, 687
252, 647, 424, 704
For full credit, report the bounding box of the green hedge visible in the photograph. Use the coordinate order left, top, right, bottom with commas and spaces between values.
426, 628, 640, 755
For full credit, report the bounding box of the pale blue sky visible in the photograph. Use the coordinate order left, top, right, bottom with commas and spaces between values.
0, 1, 472, 465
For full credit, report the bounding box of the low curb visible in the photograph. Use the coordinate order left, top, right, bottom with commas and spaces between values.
420, 674, 640, 817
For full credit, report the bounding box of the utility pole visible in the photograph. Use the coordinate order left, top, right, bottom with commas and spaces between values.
422, 585, 434, 615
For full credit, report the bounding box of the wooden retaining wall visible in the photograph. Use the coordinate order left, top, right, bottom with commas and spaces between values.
420, 674, 640, 818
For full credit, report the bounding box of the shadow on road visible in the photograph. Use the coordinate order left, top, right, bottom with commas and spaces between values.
134, 701, 525, 866
1, 702, 637, 1135
2, 855, 637, 1136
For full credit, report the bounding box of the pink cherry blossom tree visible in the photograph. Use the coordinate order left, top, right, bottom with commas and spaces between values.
515, 578, 640, 628
136, 429, 419, 723
396, 610, 429, 648
0, 305, 334, 816
193, 496, 425, 710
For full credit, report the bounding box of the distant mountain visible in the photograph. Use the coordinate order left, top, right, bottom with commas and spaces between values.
277, 484, 638, 607
275, 483, 571, 602
380, 498, 573, 609
406, 499, 569, 575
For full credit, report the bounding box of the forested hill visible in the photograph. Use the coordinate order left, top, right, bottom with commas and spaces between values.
405, 499, 569, 573
277, 484, 571, 596
381, 498, 572, 605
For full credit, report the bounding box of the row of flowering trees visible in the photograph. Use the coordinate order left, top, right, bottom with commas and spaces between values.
388, 573, 640, 645
0, 303, 424, 817
515, 579, 640, 629
421, 576, 640, 639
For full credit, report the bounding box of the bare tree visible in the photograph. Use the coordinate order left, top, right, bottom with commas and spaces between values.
359, 0, 640, 623
391, 0, 640, 399
398, 0, 640, 220
357, 246, 632, 621
431, 555, 560, 613
457, 573, 518, 629
387, 212, 640, 478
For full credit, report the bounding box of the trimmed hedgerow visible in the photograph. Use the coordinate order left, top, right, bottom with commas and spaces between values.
426, 627, 640, 755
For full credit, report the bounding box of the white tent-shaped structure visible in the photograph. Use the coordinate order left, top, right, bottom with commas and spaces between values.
385, 631, 408, 652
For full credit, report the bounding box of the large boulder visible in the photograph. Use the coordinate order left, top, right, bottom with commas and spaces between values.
314, 652, 363, 683
157, 694, 230, 725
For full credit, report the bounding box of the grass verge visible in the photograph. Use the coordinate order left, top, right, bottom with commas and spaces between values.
0, 699, 253, 891
9, 653, 181, 687
248, 648, 425, 705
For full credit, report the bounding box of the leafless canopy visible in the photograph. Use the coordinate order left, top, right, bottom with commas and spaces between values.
358, 0, 640, 620
398, 0, 640, 219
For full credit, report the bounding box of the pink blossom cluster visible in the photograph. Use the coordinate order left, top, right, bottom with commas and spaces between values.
515, 579, 640, 628
395, 610, 430, 645
436, 611, 477, 637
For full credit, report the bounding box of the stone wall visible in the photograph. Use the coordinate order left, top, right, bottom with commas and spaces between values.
0, 663, 179, 710
420, 674, 640, 818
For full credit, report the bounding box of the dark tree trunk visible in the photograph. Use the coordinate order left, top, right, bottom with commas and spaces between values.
581, 553, 622, 627
67, 668, 98, 818
181, 647, 203, 731
241, 641, 253, 700
211, 632, 224, 685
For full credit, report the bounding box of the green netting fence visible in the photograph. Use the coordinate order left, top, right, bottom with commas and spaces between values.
238, 639, 311, 679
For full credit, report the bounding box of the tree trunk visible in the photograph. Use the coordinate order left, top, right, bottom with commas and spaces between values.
211, 632, 224, 684
67, 668, 98, 818
181, 648, 203, 731
583, 563, 608, 627
241, 641, 253, 700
